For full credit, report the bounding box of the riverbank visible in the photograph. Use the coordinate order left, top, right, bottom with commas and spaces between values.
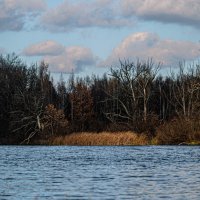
48, 131, 149, 146
44, 131, 200, 146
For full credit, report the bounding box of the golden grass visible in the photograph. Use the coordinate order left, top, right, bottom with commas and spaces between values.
49, 131, 149, 146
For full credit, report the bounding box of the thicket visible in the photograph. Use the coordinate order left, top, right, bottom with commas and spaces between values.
0, 54, 200, 144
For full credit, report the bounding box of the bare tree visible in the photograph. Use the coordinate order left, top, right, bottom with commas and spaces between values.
172, 63, 200, 119
106, 59, 159, 127
136, 59, 160, 122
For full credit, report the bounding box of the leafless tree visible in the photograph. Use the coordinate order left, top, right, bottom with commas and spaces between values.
106, 59, 159, 127
172, 63, 200, 119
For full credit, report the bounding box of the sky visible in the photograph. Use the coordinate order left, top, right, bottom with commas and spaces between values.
0, 0, 200, 78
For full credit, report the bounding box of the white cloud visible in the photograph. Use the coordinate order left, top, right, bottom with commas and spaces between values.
121, 0, 200, 29
41, 0, 133, 32
23, 40, 65, 56
44, 46, 96, 73
101, 32, 200, 67
1, 0, 200, 32
23, 33, 200, 73
23, 41, 96, 73
40, 0, 200, 31
0, 0, 46, 31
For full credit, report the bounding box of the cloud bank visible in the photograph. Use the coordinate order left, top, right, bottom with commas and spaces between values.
0, 0, 46, 31
101, 32, 200, 67
23, 41, 96, 73
41, 0, 133, 32
23, 32, 200, 73
121, 0, 200, 29
1, 0, 200, 32
40, 0, 200, 32
23, 40, 65, 56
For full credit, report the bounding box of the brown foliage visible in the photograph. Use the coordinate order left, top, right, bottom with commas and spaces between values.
155, 118, 200, 145
42, 104, 68, 136
70, 83, 94, 130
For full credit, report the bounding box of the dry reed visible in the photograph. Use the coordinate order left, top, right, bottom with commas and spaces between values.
50, 131, 149, 146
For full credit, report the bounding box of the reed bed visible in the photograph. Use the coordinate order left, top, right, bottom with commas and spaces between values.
50, 131, 149, 146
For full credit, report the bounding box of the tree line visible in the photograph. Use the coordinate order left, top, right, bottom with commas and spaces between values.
0, 54, 200, 144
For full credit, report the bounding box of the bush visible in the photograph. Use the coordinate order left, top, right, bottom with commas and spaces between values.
155, 118, 200, 145
41, 104, 69, 137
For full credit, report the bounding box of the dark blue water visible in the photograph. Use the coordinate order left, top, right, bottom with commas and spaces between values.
0, 146, 200, 199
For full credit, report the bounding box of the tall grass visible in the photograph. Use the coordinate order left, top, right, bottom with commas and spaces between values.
49, 131, 149, 146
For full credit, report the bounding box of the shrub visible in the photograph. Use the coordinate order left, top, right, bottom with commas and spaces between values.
155, 118, 200, 145
41, 104, 69, 137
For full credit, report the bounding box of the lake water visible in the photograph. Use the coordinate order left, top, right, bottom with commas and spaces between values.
0, 146, 200, 199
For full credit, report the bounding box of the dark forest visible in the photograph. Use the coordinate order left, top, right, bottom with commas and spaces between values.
1, 54, 200, 145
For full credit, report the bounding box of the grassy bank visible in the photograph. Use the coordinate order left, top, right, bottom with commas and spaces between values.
36, 119, 200, 146
47, 130, 200, 146
49, 131, 149, 146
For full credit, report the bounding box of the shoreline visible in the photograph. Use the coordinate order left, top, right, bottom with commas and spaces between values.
37, 131, 200, 146
1, 131, 200, 146
48, 131, 149, 146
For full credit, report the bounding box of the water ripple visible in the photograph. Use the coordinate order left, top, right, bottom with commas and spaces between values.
0, 146, 200, 199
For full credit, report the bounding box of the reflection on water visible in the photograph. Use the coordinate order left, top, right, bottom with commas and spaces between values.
0, 146, 200, 199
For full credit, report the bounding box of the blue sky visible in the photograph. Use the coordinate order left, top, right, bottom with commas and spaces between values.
0, 0, 200, 77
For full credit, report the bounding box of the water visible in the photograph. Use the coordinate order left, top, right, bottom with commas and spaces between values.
0, 146, 200, 200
